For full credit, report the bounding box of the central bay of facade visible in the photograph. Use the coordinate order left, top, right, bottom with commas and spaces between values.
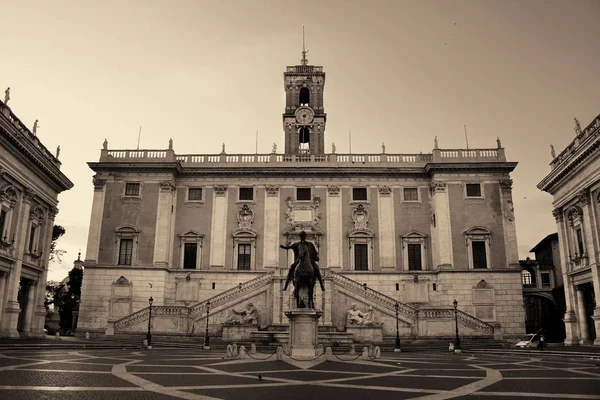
77, 53, 523, 343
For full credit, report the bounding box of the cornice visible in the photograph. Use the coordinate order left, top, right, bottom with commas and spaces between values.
424, 162, 518, 174
538, 137, 600, 193
0, 127, 73, 192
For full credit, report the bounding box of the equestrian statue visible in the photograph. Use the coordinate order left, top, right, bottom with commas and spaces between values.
280, 231, 325, 308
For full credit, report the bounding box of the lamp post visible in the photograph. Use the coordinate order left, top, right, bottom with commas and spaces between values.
203, 300, 211, 350
394, 302, 401, 352
146, 296, 153, 349
453, 299, 461, 353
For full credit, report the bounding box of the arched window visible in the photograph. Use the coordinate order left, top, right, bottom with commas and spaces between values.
522, 270, 532, 286
299, 127, 310, 153
299, 87, 310, 106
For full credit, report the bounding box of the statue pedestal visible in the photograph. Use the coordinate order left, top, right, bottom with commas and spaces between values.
285, 309, 322, 358
222, 324, 257, 341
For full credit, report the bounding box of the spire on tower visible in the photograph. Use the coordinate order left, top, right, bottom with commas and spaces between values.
301, 26, 308, 65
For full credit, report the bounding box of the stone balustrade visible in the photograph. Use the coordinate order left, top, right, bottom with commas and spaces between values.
99, 147, 505, 165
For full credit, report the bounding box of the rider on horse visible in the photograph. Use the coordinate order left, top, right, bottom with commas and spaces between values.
280, 231, 326, 292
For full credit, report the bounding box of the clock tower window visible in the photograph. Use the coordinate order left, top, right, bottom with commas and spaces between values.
299, 127, 310, 154
299, 87, 310, 106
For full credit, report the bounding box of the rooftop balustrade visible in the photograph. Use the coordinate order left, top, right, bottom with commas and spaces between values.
550, 113, 600, 170
99, 147, 506, 165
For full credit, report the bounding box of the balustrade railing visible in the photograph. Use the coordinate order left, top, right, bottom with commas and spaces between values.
114, 273, 274, 330
330, 271, 417, 319
418, 308, 494, 335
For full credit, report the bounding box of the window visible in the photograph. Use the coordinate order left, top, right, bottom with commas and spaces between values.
188, 188, 202, 201
118, 238, 133, 265
401, 231, 428, 271
0, 209, 6, 238
183, 243, 197, 269
28, 225, 37, 253
297, 187, 311, 201
353, 187, 367, 201
576, 228, 584, 256
238, 244, 251, 270
299, 87, 310, 106
354, 243, 368, 271
466, 183, 482, 197
299, 127, 310, 153
239, 187, 254, 201
125, 183, 140, 196
472, 241, 487, 269
522, 270, 532, 286
403, 188, 418, 202
407, 243, 422, 270
541, 273, 551, 288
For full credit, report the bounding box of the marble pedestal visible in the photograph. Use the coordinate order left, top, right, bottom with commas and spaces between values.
285, 309, 322, 358
222, 324, 257, 341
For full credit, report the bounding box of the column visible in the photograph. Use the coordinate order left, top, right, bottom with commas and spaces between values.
377, 186, 396, 270
576, 287, 590, 344
84, 178, 106, 264
326, 185, 343, 269
587, 191, 600, 344
209, 185, 228, 268
263, 185, 280, 268
20, 281, 36, 335
153, 180, 175, 266
31, 208, 57, 337
1, 188, 33, 337
499, 180, 520, 267
430, 182, 453, 268
0, 273, 6, 328
555, 208, 579, 345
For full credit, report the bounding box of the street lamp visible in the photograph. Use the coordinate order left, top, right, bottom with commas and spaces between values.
453, 299, 461, 353
203, 299, 211, 350
394, 302, 401, 352
146, 296, 154, 349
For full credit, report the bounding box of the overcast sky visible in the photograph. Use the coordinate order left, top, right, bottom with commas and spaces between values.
2, 0, 599, 281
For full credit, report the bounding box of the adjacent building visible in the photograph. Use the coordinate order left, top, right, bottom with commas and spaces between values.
0, 99, 73, 337
521, 233, 566, 342
538, 114, 600, 345
78, 53, 525, 341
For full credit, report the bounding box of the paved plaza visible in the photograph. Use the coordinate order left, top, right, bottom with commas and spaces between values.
0, 348, 599, 400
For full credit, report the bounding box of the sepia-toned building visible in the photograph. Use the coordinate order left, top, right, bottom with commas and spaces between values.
78, 54, 525, 341
0, 99, 73, 337
538, 114, 600, 345
520, 233, 566, 342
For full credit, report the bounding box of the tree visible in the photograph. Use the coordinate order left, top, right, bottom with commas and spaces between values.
49, 225, 66, 263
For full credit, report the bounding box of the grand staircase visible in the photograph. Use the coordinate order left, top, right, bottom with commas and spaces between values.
111, 269, 495, 341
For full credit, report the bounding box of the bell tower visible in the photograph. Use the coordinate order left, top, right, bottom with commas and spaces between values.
283, 30, 326, 155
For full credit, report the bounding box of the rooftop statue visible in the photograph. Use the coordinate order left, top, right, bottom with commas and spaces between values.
4, 87, 10, 104
103, 139, 108, 150
574, 117, 582, 135
33, 120, 39, 135
550, 144, 556, 159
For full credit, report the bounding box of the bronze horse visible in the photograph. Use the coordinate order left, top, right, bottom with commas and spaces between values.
293, 242, 316, 308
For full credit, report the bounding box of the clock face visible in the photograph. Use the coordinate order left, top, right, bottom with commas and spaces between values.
295, 107, 314, 125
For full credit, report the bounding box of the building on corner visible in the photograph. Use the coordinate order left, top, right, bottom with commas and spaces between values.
0, 99, 74, 337
538, 114, 600, 345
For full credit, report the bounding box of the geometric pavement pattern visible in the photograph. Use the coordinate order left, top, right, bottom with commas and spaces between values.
0, 349, 599, 400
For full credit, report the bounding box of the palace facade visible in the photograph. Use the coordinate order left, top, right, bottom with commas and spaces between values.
78, 54, 525, 341
538, 113, 600, 345
0, 99, 73, 337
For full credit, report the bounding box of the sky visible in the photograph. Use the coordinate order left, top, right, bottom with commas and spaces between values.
2, 0, 599, 281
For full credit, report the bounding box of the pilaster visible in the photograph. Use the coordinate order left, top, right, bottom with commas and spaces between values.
555, 208, 579, 344
576, 287, 591, 344
263, 185, 280, 268
430, 182, 453, 268
20, 281, 36, 335
209, 185, 228, 268
377, 186, 396, 270
84, 177, 106, 264
152, 180, 176, 266
1, 188, 33, 337
499, 180, 519, 267
326, 185, 343, 269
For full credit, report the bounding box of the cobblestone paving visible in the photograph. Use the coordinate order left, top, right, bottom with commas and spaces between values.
0, 349, 599, 399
